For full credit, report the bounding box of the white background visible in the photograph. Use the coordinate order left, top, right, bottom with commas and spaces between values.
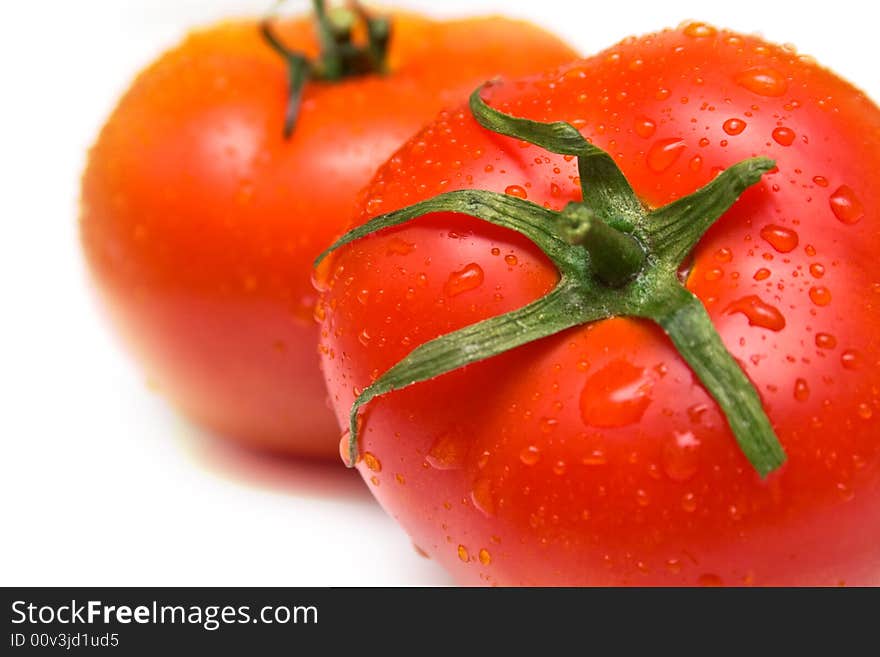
2, 1, 877, 586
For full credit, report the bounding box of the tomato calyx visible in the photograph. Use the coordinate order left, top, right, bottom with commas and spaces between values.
317, 84, 787, 477
261, 0, 391, 137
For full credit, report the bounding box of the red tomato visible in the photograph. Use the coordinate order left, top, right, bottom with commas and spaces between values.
80, 11, 577, 457
318, 23, 880, 584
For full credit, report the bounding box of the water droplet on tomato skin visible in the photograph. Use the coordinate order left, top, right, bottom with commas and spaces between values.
683, 21, 717, 38
699, 573, 724, 587
723, 118, 747, 135
735, 67, 788, 97
458, 545, 470, 562
681, 492, 698, 513
505, 184, 528, 199
815, 333, 837, 349
471, 477, 496, 517
726, 295, 786, 331
647, 137, 687, 173
662, 431, 701, 482
580, 360, 655, 428
829, 185, 864, 224
753, 268, 771, 281
794, 378, 810, 401
427, 432, 468, 470
519, 445, 541, 466
387, 237, 415, 256
581, 449, 607, 466
772, 126, 796, 146
760, 225, 799, 253
478, 549, 492, 566
858, 404, 873, 420
841, 350, 863, 370
714, 247, 733, 263
809, 286, 832, 306
363, 452, 382, 472
444, 263, 484, 297
809, 263, 825, 278
504, 254, 518, 266
338, 430, 355, 467
634, 116, 657, 138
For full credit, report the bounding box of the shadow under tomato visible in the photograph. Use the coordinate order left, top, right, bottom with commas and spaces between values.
177, 421, 374, 503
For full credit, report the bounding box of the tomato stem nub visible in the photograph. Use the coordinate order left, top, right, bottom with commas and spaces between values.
558, 203, 645, 287
260, 1, 392, 137
319, 82, 787, 478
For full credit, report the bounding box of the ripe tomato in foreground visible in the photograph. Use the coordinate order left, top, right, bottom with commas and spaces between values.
80, 5, 577, 457
317, 23, 880, 584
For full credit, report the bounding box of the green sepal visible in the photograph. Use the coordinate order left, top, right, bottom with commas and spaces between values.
469, 87, 643, 231
645, 284, 787, 476
315, 190, 578, 275
344, 281, 609, 467
646, 157, 776, 266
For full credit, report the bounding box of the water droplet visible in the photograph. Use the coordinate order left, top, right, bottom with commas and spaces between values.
841, 349, 863, 370
395, 473, 406, 485
809, 286, 832, 306
858, 403, 873, 420
683, 22, 717, 38
723, 118, 747, 135
714, 247, 733, 263
662, 431, 701, 482
445, 263, 484, 297
699, 573, 724, 587
358, 328, 371, 346
427, 432, 468, 470
311, 257, 333, 292
539, 417, 558, 433
457, 545, 470, 562
829, 185, 864, 224
581, 449, 607, 466
735, 67, 788, 97
681, 492, 697, 513
580, 360, 654, 428
772, 126, 796, 146
504, 254, 518, 266
519, 445, 541, 466
471, 476, 496, 516
794, 378, 810, 401
647, 137, 686, 173
338, 430, 354, 467
478, 548, 492, 566
760, 224, 799, 253
666, 558, 682, 574
634, 116, 657, 138
370, 475, 380, 486
815, 333, 837, 349
363, 452, 382, 472
505, 185, 527, 199
636, 489, 650, 507
812, 175, 829, 187
753, 268, 771, 281
689, 155, 703, 172
387, 237, 415, 256
726, 295, 786, 331
836, 482, 855, 501
809, 263, 825, 278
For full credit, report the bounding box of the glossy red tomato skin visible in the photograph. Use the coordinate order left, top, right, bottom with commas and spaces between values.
318, 24, 880, 584
80, 15, 577, 457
